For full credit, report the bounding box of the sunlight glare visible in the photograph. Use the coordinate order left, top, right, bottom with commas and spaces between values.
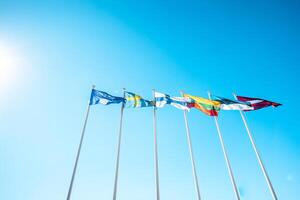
0, 43, 24, 93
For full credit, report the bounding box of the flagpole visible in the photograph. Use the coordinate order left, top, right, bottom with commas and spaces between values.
152, 89, 160, 200
180, 91, 201, 200
66, 85, 95, 200
112, 88, 126, 200
233, 93, 278, 200
208, 92, 240, 200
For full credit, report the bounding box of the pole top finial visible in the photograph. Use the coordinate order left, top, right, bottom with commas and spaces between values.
207, 91, 212, 100
92, 85, 96, 89
180, 90, 185, 96
232, 92, 238, 100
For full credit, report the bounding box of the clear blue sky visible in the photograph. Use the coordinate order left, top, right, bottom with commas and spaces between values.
0, 0, 299, 199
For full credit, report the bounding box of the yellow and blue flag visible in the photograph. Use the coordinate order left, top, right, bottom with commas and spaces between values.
125, 91, 154, 108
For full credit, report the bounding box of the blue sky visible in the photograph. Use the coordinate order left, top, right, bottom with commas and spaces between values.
0, 0, 299, 199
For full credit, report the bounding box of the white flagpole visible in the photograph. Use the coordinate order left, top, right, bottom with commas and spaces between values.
66, 85, 95, 200
208, 92, 240, 200
112, 88, 126, 200
233, 93, 278, 200
180, 91, 201, 200
152, 89, 160, 200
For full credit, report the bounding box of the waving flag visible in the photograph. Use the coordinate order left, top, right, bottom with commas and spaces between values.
125, 91, 154, 108
237, 95, 282, 111
89, 89, 125, 105
213, 96, 253, 111
184, 94, 221, 116
154, 91, 191, 110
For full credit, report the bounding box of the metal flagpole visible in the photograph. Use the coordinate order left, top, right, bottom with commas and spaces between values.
66, 85, 95, 200
112, 88, 126, 200
152, 89, 160, 200
233, 93, 278, 200
208, 92, 240, 200
180, 91, 201, 200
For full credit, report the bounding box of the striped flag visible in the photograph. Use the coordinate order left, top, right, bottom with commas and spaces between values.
184, 94, 221, 116
237, 95, 282, 111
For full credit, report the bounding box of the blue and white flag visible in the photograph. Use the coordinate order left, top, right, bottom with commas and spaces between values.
89, 89, 125, 105
213, 95, 253, 110
154, 91, 190, 111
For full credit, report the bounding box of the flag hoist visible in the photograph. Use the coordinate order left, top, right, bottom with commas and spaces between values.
180, 91, 202, 200
233, 93, 278, 200
66, 85, 95, 200
152, 89, 161, 200
208, 92, 241, 200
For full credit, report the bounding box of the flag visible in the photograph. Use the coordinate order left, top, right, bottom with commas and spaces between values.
154, 91, 191, 111
213, 96, 253, 110
184, 94, 221, 116
236, 95, 282, 111
125, 91, 154, 108
89, 89, 125, 105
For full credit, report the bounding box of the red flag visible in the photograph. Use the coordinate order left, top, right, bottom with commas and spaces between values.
236, 96, 281, 111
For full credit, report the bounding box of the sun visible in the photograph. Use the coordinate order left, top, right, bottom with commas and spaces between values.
0, 44, 23, 92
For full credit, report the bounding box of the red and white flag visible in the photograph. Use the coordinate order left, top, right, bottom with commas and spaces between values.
237, 95, 282, 111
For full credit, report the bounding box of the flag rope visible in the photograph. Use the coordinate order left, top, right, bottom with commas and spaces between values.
208, 91, 240, 200
112, 88, 126, 200
152, 89, 161, 200
66, 85, 94, 200
233, 93, 278, 200
181, 91, 202, 200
